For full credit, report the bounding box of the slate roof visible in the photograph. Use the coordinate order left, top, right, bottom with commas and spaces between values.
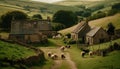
72, 21, 87, 33
86, 27, 101, 37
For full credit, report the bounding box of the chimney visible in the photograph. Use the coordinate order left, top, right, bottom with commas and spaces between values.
47, 16, 51, 22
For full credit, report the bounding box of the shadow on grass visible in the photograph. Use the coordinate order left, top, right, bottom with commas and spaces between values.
29, 40, 57, 47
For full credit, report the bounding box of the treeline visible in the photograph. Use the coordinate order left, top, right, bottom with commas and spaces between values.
0, 11, 43, 31
0, 10, 78, 31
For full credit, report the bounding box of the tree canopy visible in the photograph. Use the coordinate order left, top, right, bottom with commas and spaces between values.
32, 14, 42, 19
52, 10, 78, 28
107, 23, 115, 36
0, 11, 28, 31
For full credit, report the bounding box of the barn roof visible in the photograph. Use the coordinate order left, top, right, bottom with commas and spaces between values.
86, 27, 101, 37
72, 21, 87, 33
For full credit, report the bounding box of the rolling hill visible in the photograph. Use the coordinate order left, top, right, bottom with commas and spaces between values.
0, 0, 79, 17
59, 13, 120, 34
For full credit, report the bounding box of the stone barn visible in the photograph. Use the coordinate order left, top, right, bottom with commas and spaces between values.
86, 27, 109, 45
71, 20, 109, 45
9, 19, 56, 43
71, 21, 91, 43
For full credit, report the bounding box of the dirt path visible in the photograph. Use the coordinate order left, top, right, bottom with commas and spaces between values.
40, 47, 77, 69
50, 52, 77, 69
50, 60, 62, 69
66, 52, 77, 69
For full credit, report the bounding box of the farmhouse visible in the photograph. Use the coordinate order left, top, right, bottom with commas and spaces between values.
9, 18, 56, 43
71, 21, 91, 42
71, 21, 109, 45
86, 27, 109, 45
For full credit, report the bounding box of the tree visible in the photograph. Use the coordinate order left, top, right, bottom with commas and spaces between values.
51, 22, 65, 31
112, 3, 120, 10
107, 23, 115, 36
53, 10, 78, 27
1, 11, 28, 31
32, 14, 42, 19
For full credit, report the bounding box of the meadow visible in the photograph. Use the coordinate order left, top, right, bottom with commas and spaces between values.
0, 40, 36, 61
34, 38, 120, 69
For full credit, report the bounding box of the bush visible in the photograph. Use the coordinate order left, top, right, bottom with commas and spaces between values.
65, 33, 71, 38
51, 22, 65, 31
64, 39, 76, 44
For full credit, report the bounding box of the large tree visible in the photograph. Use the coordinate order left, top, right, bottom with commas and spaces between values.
52, 10, 78, 27
107, 23, 115, 36
1, 11, 28, 31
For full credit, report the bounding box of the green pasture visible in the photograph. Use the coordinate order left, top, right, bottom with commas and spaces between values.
0, 40, 36, 60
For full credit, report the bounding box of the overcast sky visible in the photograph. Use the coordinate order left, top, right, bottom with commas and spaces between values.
31, 0, 64, 3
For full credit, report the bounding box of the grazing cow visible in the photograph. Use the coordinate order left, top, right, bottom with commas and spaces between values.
60, 46, 65, 51
61, 53, 65, 59
81, 51, 85, 57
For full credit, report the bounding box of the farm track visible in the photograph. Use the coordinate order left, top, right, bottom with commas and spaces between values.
66, 52, 77, 69
41, 47, 77, 69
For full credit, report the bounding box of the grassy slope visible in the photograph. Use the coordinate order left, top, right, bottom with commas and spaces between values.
0, 0, 79, 18
0, 40, 36, 60
89, 13, 120, 30
55, 0, 120, 15
69, 38, 120, 69
59, 13, 120, 34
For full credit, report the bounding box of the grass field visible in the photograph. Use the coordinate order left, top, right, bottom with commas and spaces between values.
89, 38, 120, 51
89, 13, 120, 30
68, 38, 120, 69
38, 38, 120, 69
0, 40, 36, 60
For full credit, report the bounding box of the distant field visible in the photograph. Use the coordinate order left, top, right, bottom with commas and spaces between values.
0, 0, 79, 18
89, 13, 120, 30
59, 13, 120, 35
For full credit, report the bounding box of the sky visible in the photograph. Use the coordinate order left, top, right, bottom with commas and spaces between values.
31, 0, 64, 3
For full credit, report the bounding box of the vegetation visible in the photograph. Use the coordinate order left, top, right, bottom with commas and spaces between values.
68, 38, 120, 69
107, 23, 115, 36
0, 40, 36, 61
0, 11, 28, 31
59, 13, 120, 35
53, 10, 78, 28
51, 22, 65, 31
32, 14, 42, 19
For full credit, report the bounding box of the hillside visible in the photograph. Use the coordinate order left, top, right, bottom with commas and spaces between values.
0, 40, 36, 60
59, 13, 120, 34
0, 0, 79, 17
55, 0, 120, 7
55, 0, 120, 15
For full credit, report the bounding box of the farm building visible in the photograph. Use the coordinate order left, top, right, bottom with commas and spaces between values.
71, 21, 91, 43
9, 19, 56, 43
86, 27, 109, 45
71, 20, 109, 45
